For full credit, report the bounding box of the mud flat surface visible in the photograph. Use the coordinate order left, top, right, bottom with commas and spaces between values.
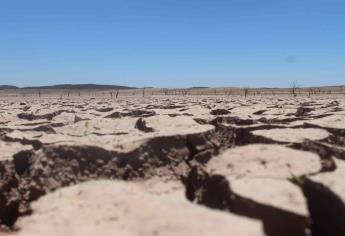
1, 95, 345, 235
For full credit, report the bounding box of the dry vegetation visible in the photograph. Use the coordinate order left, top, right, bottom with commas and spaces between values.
2, 85, 344, 98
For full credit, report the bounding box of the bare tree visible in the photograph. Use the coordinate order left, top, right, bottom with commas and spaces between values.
181, 89, 189, 96
243, 87, 250, 98
115, 90, 119, 98
290, 81, 299, 97
308, 88, 314, 97
142, 88, 145, 97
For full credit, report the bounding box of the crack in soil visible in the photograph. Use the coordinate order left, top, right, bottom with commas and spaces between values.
291, 177, 345, 236
0, 130, 219, 228
1, 109, 345, 235
183, 165, 308, 236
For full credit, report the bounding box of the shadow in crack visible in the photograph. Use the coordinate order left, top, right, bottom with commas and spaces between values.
292, 177, 345, 236
183, 166, 308, 236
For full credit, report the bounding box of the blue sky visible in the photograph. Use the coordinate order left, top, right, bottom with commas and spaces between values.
0, 0, 344, 88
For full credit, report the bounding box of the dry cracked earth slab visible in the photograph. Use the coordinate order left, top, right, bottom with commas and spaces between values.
0, 95, 345, 235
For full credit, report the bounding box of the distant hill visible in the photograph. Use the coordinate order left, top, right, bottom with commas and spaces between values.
0, 85, 19, 90
21, 84, 135, 90
190, 86, 210, 89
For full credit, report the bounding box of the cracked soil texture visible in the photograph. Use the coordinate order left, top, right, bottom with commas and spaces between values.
0, 94, 345, 235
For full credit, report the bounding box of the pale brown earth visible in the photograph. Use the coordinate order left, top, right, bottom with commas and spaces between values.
0, 94, 345, 236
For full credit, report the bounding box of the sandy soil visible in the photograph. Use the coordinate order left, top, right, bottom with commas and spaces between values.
0, 94, 345, 236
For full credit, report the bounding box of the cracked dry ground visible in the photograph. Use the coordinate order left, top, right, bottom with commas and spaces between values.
1, 95, 345, 236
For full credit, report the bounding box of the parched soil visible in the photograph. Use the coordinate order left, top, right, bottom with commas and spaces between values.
0, 95, 345, 235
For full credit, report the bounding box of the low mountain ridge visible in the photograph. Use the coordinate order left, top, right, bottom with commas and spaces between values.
0, 84, 135, 90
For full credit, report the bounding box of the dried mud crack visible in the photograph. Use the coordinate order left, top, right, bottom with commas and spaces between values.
0, 130, 220, 229
183, 166, 308, 236
0, 96, 345, 235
